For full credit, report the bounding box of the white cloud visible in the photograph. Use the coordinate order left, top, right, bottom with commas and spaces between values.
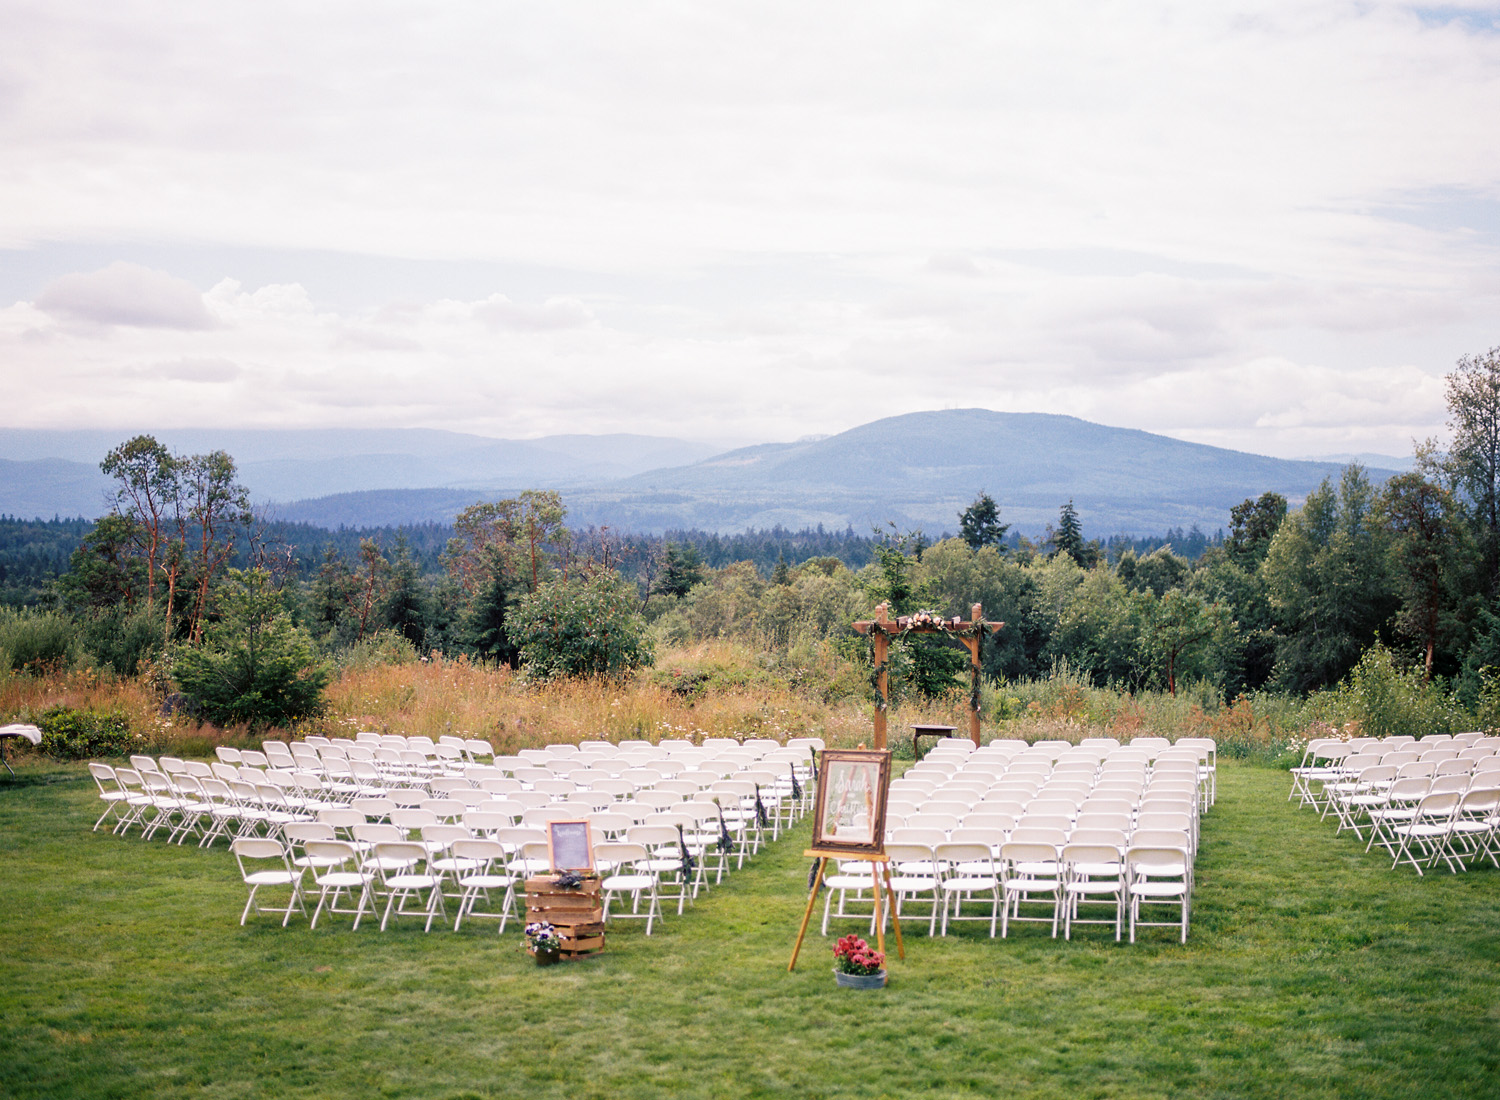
472, 295, 593, 332
132, 357, 240, 383
0, 1, 1495, 460
34, 262, 216, 330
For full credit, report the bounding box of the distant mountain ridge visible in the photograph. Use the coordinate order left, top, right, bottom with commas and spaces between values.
0, 428, 721, 518
0, 412, 1402, 536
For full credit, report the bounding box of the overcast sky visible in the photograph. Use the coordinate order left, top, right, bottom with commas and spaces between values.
2, 1, 1498, 459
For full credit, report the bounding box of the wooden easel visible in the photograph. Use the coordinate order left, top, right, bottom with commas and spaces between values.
787, 849, 905, 971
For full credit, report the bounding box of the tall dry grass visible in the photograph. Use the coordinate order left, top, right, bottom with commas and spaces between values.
0, 667, 163, 733
314, 651, 973, 753
1, 640, 1308, 763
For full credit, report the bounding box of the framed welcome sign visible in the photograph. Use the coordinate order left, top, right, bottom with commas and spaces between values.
809, 749, 892, 857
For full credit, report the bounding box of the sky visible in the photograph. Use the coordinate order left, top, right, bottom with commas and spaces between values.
2, 1, 1498, 460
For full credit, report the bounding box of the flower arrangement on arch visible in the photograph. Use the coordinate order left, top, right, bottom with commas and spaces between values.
833, 934, 885, 976
524, 921, 561, 952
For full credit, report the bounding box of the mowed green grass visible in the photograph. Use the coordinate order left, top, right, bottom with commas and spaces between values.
2, 763, 1497, 1100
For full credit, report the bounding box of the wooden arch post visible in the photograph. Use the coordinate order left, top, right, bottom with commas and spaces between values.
853, 603, 1004, 749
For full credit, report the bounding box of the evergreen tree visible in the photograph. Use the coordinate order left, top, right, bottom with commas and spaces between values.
1051, 501, 1093, 566
958, 492, 1009, 551
381, 536, 429, 650
1225, 492, 1288, 568
772, 552, 791, 586
1378, 472, 1471, 681
654, 543, 706, 598
464, 550, 519, 668
172, 568, 331, 729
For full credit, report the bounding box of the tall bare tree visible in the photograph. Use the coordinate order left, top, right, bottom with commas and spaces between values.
181, 450, 253, 642
1445, 346, 1500, 591
99, 435, 179, 608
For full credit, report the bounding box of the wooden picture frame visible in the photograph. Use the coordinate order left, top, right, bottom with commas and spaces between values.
809, 749, 892, 856
546, 819, 595, 873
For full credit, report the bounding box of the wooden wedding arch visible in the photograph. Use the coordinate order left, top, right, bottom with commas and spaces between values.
852, 602, 1005, 749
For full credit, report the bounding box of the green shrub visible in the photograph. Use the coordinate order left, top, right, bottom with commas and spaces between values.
514, 571, 654, 681
0, 608, 79, 672
78, 603, 164, 676
332, 629, 419, 671
173, 569, 331, 730
1319, 644, 1470, 739
34, 705, 145, 760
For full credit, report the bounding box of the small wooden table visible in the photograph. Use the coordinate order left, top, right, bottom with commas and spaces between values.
910, 724, 957, 760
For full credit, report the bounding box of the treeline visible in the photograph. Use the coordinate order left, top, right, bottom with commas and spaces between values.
0, 515, 1222, 612
0, 517, 92, 606
5, 344, 1500, 724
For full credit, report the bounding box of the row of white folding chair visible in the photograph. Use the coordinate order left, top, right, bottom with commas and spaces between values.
998, 830, 1192, 942
888, 815, 1186, 848
1380, 785, 1500, 875
242, 743, 456, 790
231, 752, 799, 814
910, 754, 1207, 802
1362, 780, 1500, 871
95, 761, 303, 844
350, 771, 781, 825
826, 832, 1192, 942
1318, 756, 1494, 822
347, 797, 753, 882
891, 777, 1153, 807
257, 825, 704, 936
102, 768, 314, 846
889, 809, 1195, 854
233, 834, 469, 932
339, 732, 496, 760
891, 781, 1196, 819
1326, 764, 1448, 836
891, 782, 1196, 816
891, 780, 1152, 809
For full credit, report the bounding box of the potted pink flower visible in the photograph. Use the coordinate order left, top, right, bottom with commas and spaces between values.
832, 934, 887, 989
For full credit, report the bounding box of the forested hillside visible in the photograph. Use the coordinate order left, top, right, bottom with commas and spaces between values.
3, 347, 1497, 739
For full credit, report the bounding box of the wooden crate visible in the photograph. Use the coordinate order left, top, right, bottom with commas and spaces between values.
526, 876, 606, 959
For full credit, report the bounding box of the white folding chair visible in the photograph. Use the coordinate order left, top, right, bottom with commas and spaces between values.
370, 840, 447, 931
304, 839, 375, 930
938, 841, 1002, 938
1062, 842, 1126, 941
597, 841, 663, 935
87, 763, 135, 833
451, 838, 520, 933
231, 838, 307, 927
1126, 844, 1191, 943
820, 859, 879, 936
1390, 790, 1462, 875
999, 840, 1061, 938
884, 842, 942, 936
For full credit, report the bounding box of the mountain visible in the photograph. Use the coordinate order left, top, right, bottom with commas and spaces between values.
1305, 452, 1414, 472
0, 412, 1402, 534
0, 458, 114, 520
269, 410, 1402, 535
0, 428, 721, 519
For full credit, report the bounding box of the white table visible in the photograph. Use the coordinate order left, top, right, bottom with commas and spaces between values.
0, 724, 41, 777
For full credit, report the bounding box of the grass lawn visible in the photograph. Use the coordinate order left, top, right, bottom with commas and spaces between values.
1, 761, 1497, 1100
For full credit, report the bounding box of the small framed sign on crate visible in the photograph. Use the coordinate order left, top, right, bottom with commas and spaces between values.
528, 820, 605, 960
547, 819, 595, 873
